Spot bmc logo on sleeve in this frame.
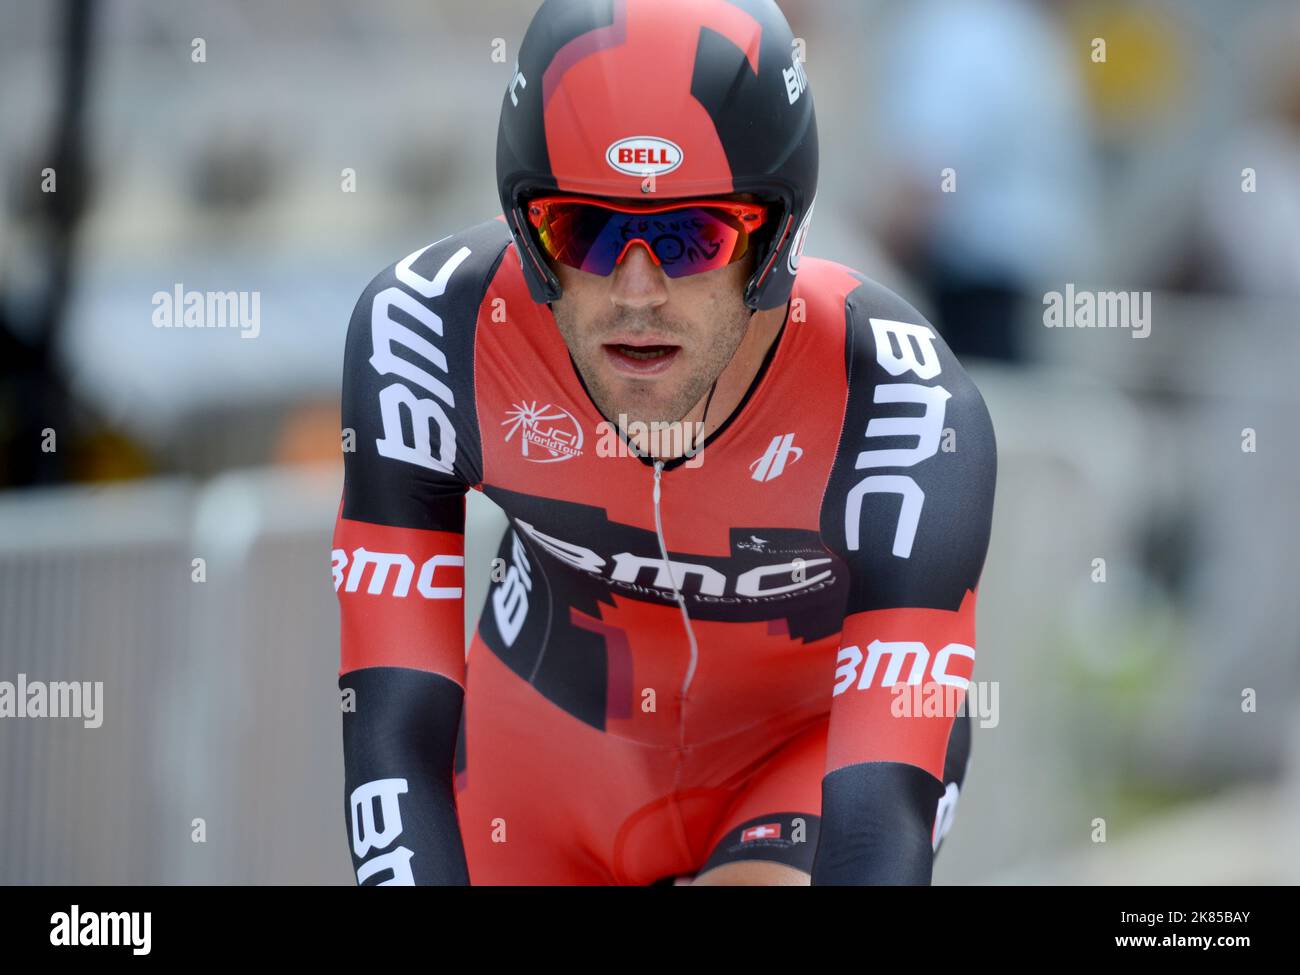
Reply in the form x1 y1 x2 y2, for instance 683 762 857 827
832 639 973 696
368 242 473 473
332 546 463 599
844 318 951 559
350 777 414 885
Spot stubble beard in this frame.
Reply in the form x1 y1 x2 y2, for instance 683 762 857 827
554 305 751 432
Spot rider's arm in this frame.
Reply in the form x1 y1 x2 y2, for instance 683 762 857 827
334 504 470 885
812 280 996 884
333 237 493 885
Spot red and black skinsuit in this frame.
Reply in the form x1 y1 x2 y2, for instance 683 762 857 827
334 217 996 884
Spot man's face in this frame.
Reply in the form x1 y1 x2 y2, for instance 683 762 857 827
544 195 761 429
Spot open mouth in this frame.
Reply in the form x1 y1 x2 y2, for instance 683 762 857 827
603 343 681 375
614 344 675 361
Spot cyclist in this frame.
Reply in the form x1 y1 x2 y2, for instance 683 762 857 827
334 0 996 885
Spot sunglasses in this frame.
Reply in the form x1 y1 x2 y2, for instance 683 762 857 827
524 194 771 280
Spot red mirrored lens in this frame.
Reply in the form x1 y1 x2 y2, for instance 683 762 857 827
527 197 768 279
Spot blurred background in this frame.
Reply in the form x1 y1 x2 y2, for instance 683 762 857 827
1 0 1297 884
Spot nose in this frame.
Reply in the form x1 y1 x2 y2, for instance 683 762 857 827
609 242 668 309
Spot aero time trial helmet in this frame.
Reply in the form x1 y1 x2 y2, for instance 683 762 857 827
497 0 818 312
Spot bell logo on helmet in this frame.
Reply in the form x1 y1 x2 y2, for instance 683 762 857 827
606 136 683 177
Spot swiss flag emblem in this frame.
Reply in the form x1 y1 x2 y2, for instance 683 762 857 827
740 823 782 843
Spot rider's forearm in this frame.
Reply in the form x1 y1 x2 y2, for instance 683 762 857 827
810 763 942 885
340 666 469 885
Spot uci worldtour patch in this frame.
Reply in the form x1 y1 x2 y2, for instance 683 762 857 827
502 400 584 462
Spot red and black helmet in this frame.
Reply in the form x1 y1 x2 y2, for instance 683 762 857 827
497 0 818 312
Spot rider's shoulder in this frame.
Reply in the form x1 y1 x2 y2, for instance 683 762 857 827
804 260 974 383
795 258 933 340
798 259 991 436
351 217 515 316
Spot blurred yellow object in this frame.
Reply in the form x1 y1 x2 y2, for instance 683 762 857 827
1065 0 1188 137
71 428 155 482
